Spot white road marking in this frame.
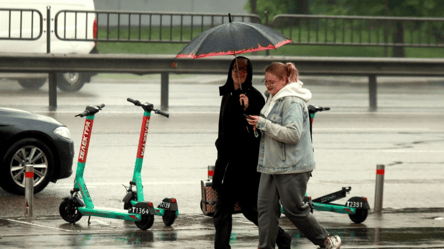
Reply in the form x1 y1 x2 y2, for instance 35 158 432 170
6 219 76 233
377 150 444 153
92 219 110 226
28 110 444 115
314 128 437 131
54 181 197 188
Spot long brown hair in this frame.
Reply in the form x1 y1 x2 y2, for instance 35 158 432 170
265 62 298 83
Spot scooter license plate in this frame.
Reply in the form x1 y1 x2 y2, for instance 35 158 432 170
131 207 150 215
159 201 171 209
345 201 364 208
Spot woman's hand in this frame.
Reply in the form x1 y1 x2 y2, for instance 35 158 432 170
246 115 259 127
239 94 249 110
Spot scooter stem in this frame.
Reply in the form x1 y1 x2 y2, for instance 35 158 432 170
75 115 95 209
77 115 95 176
132 110 151 202
136 111 151 160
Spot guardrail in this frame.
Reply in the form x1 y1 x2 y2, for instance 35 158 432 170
2 53 444 110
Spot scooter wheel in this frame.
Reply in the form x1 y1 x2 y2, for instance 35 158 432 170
135 214 154 230
59 199 82 223
162 210 177 226
349 208 368 224
123 192 137 211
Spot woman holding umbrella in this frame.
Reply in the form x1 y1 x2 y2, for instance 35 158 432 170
175 13 295 249
212 57 291 249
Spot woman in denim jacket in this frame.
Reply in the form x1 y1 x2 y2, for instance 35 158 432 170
212 57 290 249
247 62 341 249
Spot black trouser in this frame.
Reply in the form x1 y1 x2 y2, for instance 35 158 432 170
213 185 288 249
213 185 258 249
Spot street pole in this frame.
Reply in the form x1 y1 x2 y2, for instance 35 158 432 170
374 164 385 214
47 6 57 109
24 165 34 218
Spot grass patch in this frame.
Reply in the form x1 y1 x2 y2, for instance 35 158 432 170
96 26 444 58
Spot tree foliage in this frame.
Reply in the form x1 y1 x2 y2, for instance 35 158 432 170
245 0 444 18
245 0 444 57
244 0 309 21
310 0 444 17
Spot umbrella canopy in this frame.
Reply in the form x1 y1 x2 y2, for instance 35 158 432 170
176 15 292 59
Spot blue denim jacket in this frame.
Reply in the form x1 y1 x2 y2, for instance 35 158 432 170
256 96 315 174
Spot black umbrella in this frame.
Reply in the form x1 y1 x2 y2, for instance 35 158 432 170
176 14 292 92
176 14 292 59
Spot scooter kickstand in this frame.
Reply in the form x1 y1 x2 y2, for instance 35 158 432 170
88 216 91 225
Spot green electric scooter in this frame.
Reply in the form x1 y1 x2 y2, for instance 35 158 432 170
59 100 177 230
286 105 370 224
122 98 178 226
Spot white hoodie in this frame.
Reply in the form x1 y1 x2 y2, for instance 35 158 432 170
263 80 312 117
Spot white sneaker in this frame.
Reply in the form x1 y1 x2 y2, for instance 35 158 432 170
322 235 341 249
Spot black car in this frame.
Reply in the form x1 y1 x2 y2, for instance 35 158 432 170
0 108 74 195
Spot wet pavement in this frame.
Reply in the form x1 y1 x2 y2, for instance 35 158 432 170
1 74 444 248
2 210 444 248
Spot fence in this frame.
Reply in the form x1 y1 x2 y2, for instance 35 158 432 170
1 8 444 109
270 14 444 48
2 9 443 47
0 8 43 40
54 11 261 43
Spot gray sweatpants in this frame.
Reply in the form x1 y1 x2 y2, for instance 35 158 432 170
257 172 328 248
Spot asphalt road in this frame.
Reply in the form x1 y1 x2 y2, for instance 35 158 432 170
0 75 443 248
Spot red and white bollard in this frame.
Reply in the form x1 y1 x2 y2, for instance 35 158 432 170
208 166 214 180
374 164 385 214
25 165 34 218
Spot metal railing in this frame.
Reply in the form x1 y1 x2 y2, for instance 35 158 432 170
54 10 261 43
2 8 443 49
2 53 444 109
271 14 444 48
0 8 43 40
1 8 444 110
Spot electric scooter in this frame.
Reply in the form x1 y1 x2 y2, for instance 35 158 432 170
59 103 155 230
59 101 176 229
288 105 370 224
122 98 178 226
200 105 370 224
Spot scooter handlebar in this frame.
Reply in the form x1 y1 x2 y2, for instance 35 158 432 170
154 109 169 118
127 98 141 106
75 104 105 117
127 97 169 117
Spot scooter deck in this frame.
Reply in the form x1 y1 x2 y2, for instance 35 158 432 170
78 207 141 221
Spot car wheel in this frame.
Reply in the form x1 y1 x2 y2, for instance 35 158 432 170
0 138 54 195
57 73 85 92
17 79 46 90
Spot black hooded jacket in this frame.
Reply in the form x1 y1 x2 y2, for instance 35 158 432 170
212 56 265 191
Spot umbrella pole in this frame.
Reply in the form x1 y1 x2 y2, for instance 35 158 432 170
234 54 242 91
228 14 241 91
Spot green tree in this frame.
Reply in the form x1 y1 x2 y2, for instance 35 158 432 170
311 0 444 57
244 0 310 23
